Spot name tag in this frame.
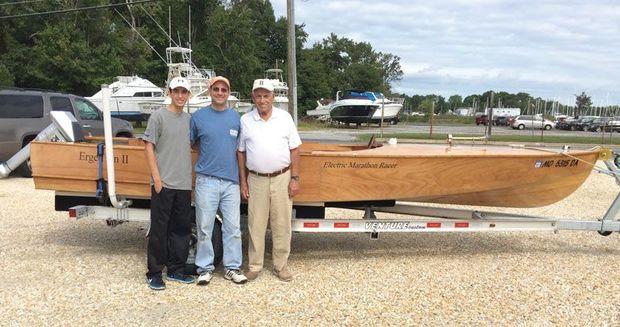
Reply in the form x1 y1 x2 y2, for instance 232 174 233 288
230 129 238 137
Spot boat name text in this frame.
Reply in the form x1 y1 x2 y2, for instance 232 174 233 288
323 161 398 169
534 159 579 168
79 152 129 164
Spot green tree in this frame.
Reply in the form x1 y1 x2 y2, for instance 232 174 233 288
575 91 592 117
448 95 463 111
0 63 14 86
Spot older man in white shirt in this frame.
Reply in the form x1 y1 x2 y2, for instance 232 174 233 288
237 79 301 282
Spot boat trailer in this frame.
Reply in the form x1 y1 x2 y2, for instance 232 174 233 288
66 157 620 238
1 100 619 238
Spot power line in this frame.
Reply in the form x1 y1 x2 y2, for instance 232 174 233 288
0 0 45 7
0 0 158 20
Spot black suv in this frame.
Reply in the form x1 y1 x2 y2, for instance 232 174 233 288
0 88 134 176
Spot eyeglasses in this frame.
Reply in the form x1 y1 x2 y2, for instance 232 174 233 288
212 87 229 93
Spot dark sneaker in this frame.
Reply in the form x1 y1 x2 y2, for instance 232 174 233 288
147 276 166 290
166 272 195 284
196 271 213 286
224 269 248 284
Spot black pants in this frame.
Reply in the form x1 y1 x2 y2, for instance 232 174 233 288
146 187 192 278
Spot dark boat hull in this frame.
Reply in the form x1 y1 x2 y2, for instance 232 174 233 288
330 104 377 124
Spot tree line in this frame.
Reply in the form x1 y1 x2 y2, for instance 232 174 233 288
0 0 598 116
0 0 402 115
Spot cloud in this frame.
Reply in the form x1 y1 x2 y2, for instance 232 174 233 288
271 0 620 104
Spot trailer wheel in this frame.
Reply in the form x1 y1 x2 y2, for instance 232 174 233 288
598 230 613 236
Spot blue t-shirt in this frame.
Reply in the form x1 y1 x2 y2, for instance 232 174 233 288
190 106 240 183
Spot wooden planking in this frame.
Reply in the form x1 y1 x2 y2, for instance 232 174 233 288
30 140 601 208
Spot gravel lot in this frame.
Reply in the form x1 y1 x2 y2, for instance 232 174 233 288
1 165 619 325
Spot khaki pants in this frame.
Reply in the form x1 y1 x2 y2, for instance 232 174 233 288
247 170 292 272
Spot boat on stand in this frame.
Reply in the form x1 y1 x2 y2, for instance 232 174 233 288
236 68 290 113
87 76 165 124
329 90 403 126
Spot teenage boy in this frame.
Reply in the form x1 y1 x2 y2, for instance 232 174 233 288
143 77 196 290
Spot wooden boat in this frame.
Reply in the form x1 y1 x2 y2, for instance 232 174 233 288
30 138 603 208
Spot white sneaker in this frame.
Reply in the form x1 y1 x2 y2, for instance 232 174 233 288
224 269 248 284
197 271 213 286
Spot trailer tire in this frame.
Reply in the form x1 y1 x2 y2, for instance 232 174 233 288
598 230 613 236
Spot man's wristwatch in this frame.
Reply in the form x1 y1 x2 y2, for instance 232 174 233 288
291 175 300 181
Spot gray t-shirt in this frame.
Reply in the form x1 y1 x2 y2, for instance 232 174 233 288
141 108 192 191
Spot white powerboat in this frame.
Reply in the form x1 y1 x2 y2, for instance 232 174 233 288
306 99 333 120
236 68 289 113
329 90 403 125
140 47 239 117
87 76 165 123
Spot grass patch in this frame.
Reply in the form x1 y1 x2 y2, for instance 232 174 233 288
297 118 332 131
358 132 620 145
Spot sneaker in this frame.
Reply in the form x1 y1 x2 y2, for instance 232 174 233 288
166 272 195 284
224 269 248 284
196 271 213 286
147 276 166 290
245 270 260 281
274 266 293 282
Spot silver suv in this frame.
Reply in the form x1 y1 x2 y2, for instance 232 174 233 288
0 88 134 176
511 115 555 130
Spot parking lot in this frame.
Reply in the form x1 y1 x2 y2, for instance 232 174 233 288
301 122 620 142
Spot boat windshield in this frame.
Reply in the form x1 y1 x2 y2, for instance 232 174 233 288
342 91 377 101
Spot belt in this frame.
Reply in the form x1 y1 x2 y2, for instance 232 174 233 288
248 166 290 177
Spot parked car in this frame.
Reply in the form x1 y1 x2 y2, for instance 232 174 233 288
510 115 555 130
0 88 134 177
572 116 599 131
493 116 511 126
475 114 489 125
585 117 611 132
556 117 576 130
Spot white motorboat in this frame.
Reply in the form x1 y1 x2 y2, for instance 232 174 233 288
329 90 403 125
140 47 239 117
236 68 289 113
306 99 333 120
87 76 165 123
265 68 289 111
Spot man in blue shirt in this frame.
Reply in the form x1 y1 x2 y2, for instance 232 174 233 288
190 76 247 285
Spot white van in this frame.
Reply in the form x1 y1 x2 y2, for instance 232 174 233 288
511 115 555 130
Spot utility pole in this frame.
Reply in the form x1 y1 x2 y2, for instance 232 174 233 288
429 100 434 139
286 0 298 125
485 92 494 140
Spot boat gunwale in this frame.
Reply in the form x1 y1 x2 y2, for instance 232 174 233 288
303 148 601 160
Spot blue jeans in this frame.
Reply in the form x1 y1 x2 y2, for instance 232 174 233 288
194 174 242 272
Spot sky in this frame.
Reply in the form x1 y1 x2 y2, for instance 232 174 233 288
271 0 620 105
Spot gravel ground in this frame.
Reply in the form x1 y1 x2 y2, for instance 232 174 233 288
1 164 619 325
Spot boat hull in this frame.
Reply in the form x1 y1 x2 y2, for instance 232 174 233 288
30 141 601 208
330 104 377 124
370 103 402 122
